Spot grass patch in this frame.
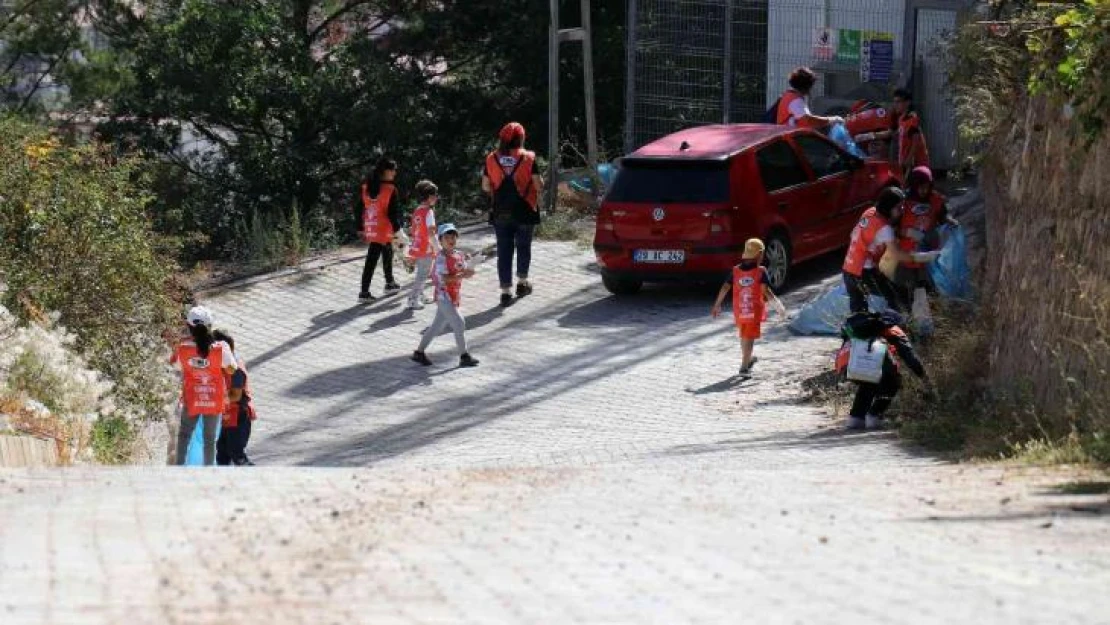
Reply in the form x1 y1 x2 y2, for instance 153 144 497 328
889 304 1110 466
90 415 137 465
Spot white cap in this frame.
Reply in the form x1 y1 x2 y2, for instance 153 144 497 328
186 305 214 328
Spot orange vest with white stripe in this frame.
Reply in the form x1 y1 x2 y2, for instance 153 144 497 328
731 265 767 325
434 249 468 306
361 183 395 244
221 358 255 427
898 192 945 269
176 341 228 417
898 113 930 172
776 90 807 126
842 207 890 277
485 150 538 210
408 204 435 259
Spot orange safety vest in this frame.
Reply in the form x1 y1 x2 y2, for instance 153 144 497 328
176 341 229 417
433 249 467 307
842 207 891 277
897 113 930 173
776 89 805 126
408 203 435 259
361 182 395 244
221 358 256 428
898 191 946 269
731 265 768 325
485 149 539 210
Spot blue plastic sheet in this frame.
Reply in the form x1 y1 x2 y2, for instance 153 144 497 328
184 415 221 466
928 225 973 300
828 122 866 159
788 283 889 336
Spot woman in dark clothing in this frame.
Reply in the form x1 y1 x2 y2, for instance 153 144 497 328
356 157 403 301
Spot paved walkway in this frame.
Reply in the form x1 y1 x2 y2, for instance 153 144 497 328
1 238 1108 624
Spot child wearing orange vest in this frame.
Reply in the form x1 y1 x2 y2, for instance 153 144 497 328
212 330 256 466
711 239 787 376
171 306 238 466
356 157 403 301
412 224 480 368
405 180 441 311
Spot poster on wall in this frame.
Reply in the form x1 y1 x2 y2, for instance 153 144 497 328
812 27 836 61
860 31 895 82
836 29 861 64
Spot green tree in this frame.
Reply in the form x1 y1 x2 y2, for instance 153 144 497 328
0 118 179 427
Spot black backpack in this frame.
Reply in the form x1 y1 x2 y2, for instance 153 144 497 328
761 97 781 124
491 155 539 225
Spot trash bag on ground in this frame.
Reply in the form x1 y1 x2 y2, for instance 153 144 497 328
788 283 888 336
928 225 973 300
828 122 866 159
185 414 221 466
567 163 617 195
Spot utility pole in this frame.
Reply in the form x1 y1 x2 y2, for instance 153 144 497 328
548 0 559 214
549 0 599 213
722 0 733 123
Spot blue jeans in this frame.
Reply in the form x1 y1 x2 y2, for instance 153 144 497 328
494 223 534 288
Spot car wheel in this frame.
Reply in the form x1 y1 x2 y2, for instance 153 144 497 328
763 233 792 293
602 273 643 296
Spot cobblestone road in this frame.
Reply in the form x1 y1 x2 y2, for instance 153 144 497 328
2 235 1108 624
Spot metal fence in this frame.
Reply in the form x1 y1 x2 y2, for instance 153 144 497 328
626 0 964 168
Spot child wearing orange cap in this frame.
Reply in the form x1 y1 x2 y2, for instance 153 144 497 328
711 238 787 376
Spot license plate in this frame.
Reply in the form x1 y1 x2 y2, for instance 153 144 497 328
634 249 685 264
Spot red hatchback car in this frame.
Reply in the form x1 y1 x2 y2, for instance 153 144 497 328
593 124 899 294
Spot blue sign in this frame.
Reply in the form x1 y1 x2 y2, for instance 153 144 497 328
861 39 894 83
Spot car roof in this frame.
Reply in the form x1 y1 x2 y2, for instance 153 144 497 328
629 124 797 161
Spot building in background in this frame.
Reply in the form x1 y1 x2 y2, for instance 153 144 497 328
626 0 972 171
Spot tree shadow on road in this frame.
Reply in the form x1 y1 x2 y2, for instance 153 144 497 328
657 427 939 460
250 298 404 369
267 290 725 466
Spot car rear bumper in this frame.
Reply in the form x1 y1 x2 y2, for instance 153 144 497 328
594 242 741 282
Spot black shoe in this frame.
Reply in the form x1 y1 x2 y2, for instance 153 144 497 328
358 291 374 302
384 282 401 294
411 350 433 366
515 282 533 297
739 357 759 375
459 353 480 367
500 293 513 307
233 457 254 466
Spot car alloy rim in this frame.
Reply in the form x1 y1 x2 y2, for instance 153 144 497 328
766 240 788 287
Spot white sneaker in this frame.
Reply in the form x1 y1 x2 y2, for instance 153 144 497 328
846 416 865 430
865 414 883 429
406 300 425 311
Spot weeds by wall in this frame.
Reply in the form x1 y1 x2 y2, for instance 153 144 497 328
940 0 1110 460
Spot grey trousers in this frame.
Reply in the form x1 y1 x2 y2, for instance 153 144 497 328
408 256 433 305
176 406 220 466
418 297 468 355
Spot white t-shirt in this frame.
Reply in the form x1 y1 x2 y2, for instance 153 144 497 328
863 226 896 269
787 97 811 127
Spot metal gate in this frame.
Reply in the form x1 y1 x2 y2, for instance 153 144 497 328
626 0 928 155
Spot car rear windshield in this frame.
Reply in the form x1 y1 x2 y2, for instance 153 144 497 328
605 160 729 204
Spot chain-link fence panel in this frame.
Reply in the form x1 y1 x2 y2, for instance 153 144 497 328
628 0 912 153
